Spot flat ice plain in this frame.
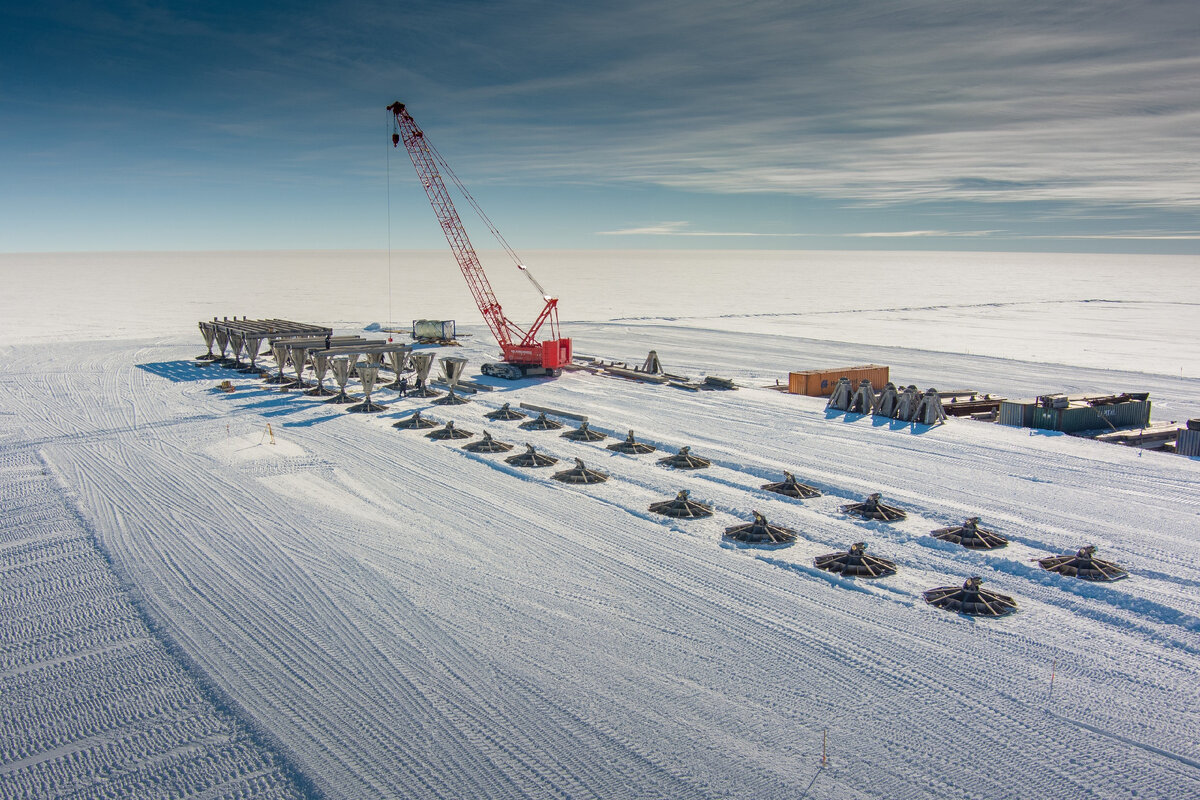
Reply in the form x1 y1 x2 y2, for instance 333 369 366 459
1 249 1198 800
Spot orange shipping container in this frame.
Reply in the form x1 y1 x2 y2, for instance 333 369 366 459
788 365 890 396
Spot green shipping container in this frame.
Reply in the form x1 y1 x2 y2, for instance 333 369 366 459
998 399 1037 428
1031 400 1151 433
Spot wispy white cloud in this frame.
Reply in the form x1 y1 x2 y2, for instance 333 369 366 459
598 223 1008 238
1027 232 1200 240
6 0 1199 250
845 230 1002 238
597 221 812 237
437 1 1200 215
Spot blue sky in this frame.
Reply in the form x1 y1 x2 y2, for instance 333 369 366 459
2 0 1198 253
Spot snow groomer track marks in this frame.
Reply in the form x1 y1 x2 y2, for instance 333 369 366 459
1 329 1199 800
0 430 302 800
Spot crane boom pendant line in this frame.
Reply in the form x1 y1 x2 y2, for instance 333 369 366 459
387 101 571 376
385 116 393 330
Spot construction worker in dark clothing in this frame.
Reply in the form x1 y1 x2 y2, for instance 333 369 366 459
324 333 331 350
398 377 408 397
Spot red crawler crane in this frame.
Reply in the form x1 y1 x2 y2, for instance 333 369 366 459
388 101 571 379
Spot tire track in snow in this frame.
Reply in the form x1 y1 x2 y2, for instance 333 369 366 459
327 423 1183 799
5 337 1199 800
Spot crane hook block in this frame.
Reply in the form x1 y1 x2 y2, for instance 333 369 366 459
392 133 400 147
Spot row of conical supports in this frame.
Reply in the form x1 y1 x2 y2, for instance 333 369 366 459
197 318 330 368
277 368 1127 615
401 405 1129 615
393 418 612 483
338 372 1134 599
257 345 477 412
827 379 947 425
481 409 716 470
643 499 1013 616
642 485 1127 617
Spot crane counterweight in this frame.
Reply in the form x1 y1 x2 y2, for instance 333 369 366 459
388 101 571 378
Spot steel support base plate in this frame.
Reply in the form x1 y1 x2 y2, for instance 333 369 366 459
346 401 388 413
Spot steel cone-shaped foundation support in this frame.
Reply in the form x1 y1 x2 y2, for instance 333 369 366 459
212 327 231 365
197 321 217 360
462 431 514 453
658 445 711 470
286 344 310 387
552 458 609 484
385 347 412 389
408 351 441 397
814 542 897 578
432 388 469 405
439 356 468 384
931 517 1008 550
607 430 656 454
264 343 292 384
238 335 266 373
306 352 335 396
485 402 526 421
347 366 387 413
426 420 473 440
324 357 357 404
226 331 246 369
1037 545 1128 581
924 576 1017 617
841 493 907 522
520 412 563 431
505 443 558 468
393 411 438 430
562 421 607 442
723 511 797 545
648 490 713 519
761 471 822 499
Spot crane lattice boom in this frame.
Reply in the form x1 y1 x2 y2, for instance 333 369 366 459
388 101 570 374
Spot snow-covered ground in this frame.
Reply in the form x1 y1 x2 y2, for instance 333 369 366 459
3 249 1198 375
1 250 1198 799
0 414 303 799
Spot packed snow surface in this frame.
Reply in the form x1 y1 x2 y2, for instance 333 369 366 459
1 249 1198 799
0 416 303 799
